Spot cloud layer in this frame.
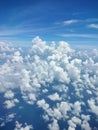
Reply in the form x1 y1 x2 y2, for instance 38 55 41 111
0 37 98 130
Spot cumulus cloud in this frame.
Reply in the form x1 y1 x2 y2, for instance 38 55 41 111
37 99 49 111
4 90 14 99
48 119 60 130
81 121 91 130
48 93 61 101
57 101 71 119
72 101 81 115
4 98 19 109
6 113 16 122
12 51 23 63
0 36 98 130
88 99 98 116
14 121 33 130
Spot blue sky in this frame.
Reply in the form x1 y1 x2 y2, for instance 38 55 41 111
0 0 98 47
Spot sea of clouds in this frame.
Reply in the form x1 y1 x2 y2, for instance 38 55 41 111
0 36 98 130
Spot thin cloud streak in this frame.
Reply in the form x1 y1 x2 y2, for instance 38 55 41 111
63 20 79 25
56 18 98 26
59 34 98 38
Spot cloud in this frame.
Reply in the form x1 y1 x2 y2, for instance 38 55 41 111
37 99 49 111
48 119 60 130
81 121 91 130
68 126 75 130
88 24 98 29
6 113 16 122
12 51 23 63
88 99 98 116
57 101 71 118
4 90 14 99
63 20 78 25
59 34 98 38
48 93 61 101
14 121 33 130
4 99 19 109
0 36 98 129
72 101 81 116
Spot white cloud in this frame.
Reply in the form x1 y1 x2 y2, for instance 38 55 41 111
6 113 16 122
88 24 98 29
63 20 78 25
25 93 36 105
12 51 23 63
42 89 48 93
4 90 14 99
4 98 19 109
72 101 81 115
81 114 90 121
37 99 49 111
48 119 60 130
68 120 76 128
48 93 61 101
53 108 62 120
81 121 91 130
57 101 71 118
42 114 50 122
71 116 81 125
88 99 98 116
0 36 98 129
68 126 75 130
14 121 33 130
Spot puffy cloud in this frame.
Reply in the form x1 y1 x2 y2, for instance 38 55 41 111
68 116 81 130
0 37 98 130
0 42 15 52
72 101 81 115
14 121 33 130
88 99 98 116
68 119 76 129
6 113 16 122
12 51 23 63
68 126 75 130
48 119 60 130
48 93 61 101
42 89 48 93
81 121 91 130
52 108 62 120
37 99 49 111
4 90 14 99
4 98 19 109
31 36 48 56
81 114 90 121
71 116 81 125
0 47 24 93
57 101 71 118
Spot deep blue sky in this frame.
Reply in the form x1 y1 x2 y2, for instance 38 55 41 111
0 0 98 47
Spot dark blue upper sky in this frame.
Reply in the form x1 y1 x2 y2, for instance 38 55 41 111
0 0 98 47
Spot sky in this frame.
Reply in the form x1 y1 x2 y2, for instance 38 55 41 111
0 0 98 47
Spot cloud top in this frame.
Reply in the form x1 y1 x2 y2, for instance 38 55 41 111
0 36 98 130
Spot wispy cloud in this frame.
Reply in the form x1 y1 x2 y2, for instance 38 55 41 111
56 18 98 26
85 18 98 22
59 34 98 38
63 20 78 25
88 24 98 29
